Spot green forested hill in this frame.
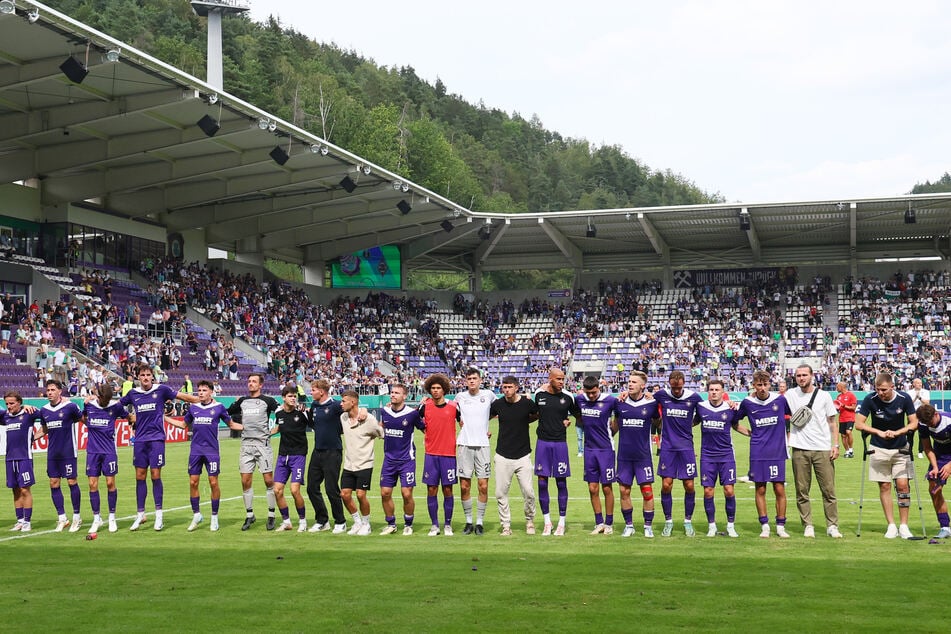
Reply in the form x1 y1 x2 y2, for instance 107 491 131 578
47 0 723 215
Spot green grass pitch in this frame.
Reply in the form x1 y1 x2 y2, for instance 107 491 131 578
1 429 945 632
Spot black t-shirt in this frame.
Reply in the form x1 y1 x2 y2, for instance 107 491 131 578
534 389 580 443
491 396 539 460
274 408 310 456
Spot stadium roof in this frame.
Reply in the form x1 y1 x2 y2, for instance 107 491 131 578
2 2 950 275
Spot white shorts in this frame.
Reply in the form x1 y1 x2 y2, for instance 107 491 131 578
239 440 274 475
456 445 491 479
868 447 912 482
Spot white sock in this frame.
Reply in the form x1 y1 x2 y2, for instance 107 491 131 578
108 513 115 520
557 516 566 527
156 510 163 521
266 487 276 515
352 512 361 524
462 499 473 523
243 488 254 514
361 514 370 525
476 501 487 524
73 513 81 521
543 513 552 525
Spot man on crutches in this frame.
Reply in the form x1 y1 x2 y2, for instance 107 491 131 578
853 372 919 539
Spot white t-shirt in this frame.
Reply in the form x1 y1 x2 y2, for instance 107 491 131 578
454 389 494 447
786 386 838 451
907 388 930 408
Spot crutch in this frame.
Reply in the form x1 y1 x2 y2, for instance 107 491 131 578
898 443 927 540
856 432 871 537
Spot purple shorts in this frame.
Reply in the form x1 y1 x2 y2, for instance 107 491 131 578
6 460 35 488
188 453 222 477
133 440 166 470
46 457 78 480
700 458 737 487
583 449 616 484
86 453 119 477
534 439 571 478
927 456 951 487
274 454 305 484
422 454 457 486
749 459 786 483
380 457 417 488
658 449 698 480
616 457 655 486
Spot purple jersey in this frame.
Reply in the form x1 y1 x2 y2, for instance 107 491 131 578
919 411 951 460
654 389 704 452
380 405 425 461
39 400 83 460
575 393 618 452
184 401 231 455
1 409 40 461
120 384 178 443
738 393 791 462
83 401 126 455
696 401 740 460
615 397 660 461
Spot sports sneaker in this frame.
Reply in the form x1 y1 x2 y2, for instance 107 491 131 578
525 521 536 535
474 524 484 536
89 517 103 535
187 513 204 532
463 523 474 535
554 524 566 536
501 525 513 536
726 523 739 538
108 517 118 533
898 524 914 539
684 521 695 537
661 520 674 537
309 522 331 533
427 525 440 537
266 516 276 531
707 523 718 538
68 516 83 533
845 449 854 458
577 452 583 458
154 512 164 532
357 523 371 536
54 517 70 532
776 525 790 539
443 524 454 537
379 524 398 535
347 521 362 535
332 523 347 534
759 524 770 538
803 525 815 538
275 520 292 532
210 516 220 532
241 515 256 531
298 519 308 533
542 523 553 536
827 525 843 539
402 526 414 536
643 525 654 538
590 523 606 535
935 526 951 539
884 524 899 538
129 513 146 531
603 525 614 535
918 452 924 459
20 522 31 532
8 520 23 532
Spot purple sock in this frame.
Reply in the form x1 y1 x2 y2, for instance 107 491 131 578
759 515 769 525
538 478 550 515
404 514 414 527
211 498 220 515
776 516 786 526
427 495 439 525
24 508 32 522
108 490 117 513
296 505 306 520
725 496 736 522
661 491 673 520
443 495 454 524
644 510 655 526
622 507 633 525
385 515 396 526
556 478 568 517
190 496 200 513
51 487 65 515
69 483 81 514
90 491 101 515
15 507 23 521
152 479 163 510
684 491 696 520
280 506 290 520
595 512 604 525
704 496 716 523
938 511 949 527
605 514 614 527
136 480 147 512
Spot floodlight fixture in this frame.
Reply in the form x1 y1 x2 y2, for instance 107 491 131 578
257 118 269 130
0 1 15 16
105 48 120 63
28 8 40 22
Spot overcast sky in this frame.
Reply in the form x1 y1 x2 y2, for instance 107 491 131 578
248 1 949 204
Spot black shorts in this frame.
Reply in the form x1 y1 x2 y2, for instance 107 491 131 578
340 468 373 491
839 422 854 434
